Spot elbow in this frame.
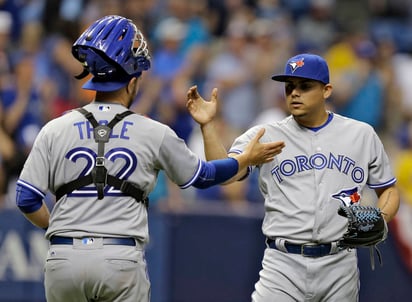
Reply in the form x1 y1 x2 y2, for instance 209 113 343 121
377 185 400 222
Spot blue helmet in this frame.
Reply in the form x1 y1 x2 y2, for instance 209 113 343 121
72 15 151 91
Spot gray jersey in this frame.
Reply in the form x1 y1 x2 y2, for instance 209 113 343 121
230 113 396 243
18 102 202 243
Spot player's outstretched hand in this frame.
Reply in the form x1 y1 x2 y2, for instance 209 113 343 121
186 85 217 126
241 128 285 166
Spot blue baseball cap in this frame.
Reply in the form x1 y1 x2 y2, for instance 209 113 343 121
271 53 329 84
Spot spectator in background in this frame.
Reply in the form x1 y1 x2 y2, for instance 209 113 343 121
248 17 291 116
392 119 412 273
294 0 337 53
394 121 412 199
134 0 211 143
0 54 45 205
330 38 386 131
333 0 370 34
164 0 210 57
0 11 13 78
2 55 43 155
391 50 412 148
203 17 258 132
0 10 17 207
122 0 159 36
41 0 83 39
372 33 403 136
132 17 193 141
0 1 21 43
0 102 15 207
80 0 156 33
255 0 288 20
34 33 84 119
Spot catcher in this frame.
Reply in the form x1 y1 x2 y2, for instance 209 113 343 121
14 15 285 302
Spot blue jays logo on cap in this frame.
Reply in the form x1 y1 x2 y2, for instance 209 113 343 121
289 58 305 73
271 53 330 84
332 187 361 207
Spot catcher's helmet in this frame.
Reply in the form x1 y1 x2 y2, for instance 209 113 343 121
72 15 151 91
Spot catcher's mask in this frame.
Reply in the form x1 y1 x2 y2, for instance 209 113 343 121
72 15 151 92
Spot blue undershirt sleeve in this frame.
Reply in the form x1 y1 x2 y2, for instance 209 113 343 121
16 183 44 213
192 157 239 189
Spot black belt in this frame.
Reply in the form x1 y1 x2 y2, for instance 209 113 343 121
50 236 136 246
267 239 334 257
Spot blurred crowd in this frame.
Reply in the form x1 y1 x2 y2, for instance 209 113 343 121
1 0 412 211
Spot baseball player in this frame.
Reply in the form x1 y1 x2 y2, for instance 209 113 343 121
186 53 400 301
14 15 284 302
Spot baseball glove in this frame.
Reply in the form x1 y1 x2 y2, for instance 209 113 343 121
338 205 387 248
338 205 388 270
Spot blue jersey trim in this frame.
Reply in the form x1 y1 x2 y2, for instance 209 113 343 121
305 112 333 132
191 158 239 189
180 159 203 189
16 183 44 213
16 179 46 198
238 166 252 181
367 177 397 189
228 149 242 155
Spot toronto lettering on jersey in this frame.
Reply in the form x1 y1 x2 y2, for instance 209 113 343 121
271 152 364 183
73 120 134 140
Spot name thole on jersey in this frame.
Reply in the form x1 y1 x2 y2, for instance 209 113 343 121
271 152 364 183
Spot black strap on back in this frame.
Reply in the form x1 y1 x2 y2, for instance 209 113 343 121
55 107 148 207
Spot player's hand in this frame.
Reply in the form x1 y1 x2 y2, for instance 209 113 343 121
186 85 217 126
241 128 285 166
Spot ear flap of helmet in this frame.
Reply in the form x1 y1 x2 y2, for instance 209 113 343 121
73 47 129 82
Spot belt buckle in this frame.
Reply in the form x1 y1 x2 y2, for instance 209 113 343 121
301 242 318 257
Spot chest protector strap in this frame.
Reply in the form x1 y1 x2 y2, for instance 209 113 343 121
55 107 148 207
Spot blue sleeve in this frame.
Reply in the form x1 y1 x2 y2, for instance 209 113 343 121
16 183 44 213
192 158 239 189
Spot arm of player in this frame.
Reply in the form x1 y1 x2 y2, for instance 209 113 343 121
16 183 50 229
23 203 50 229
186 85 285 182
192 131 283 189
186 86 227 160
231 127 283 169
375 184 400 222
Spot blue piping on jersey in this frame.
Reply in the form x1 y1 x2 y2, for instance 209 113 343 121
16 179 46 198
16 183 44 213
180 158 240 189
180 159 203 189
368 177 397 189
191 158 239 189
304 112 334 132
228 149 242 155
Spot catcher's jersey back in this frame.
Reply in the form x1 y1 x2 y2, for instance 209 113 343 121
18 102 201 243
230 113 396 243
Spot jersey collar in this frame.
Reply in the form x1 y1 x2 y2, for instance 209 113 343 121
304 112 334 132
